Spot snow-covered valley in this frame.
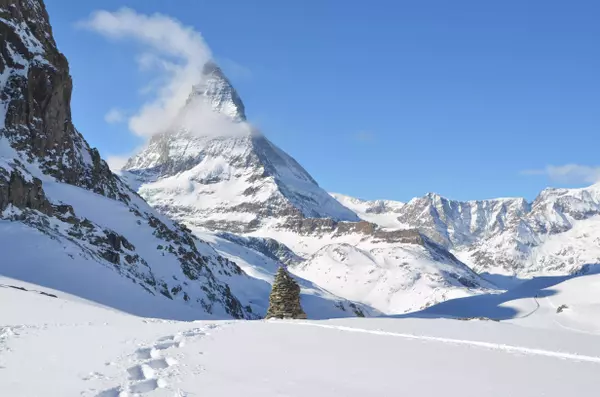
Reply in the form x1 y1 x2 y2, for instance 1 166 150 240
2 0 600 395
3 272 600 396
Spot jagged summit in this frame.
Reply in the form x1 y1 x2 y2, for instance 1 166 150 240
123 61 359 230
187 61 247 121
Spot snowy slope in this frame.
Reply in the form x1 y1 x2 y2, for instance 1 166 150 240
337 185 600 277
293 242 493 314
196 231 373 318
3 275 600 396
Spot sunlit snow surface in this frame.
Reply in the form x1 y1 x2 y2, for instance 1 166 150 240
2 274 600 396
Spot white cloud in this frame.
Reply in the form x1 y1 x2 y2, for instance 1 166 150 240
522 164 600 184
80 8 213 137
104 108 125 124
105 155 130 173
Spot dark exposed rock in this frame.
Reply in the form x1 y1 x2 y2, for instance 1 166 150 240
281 217 427 246
104 230 134 252
0 0 129 204
100 249 120 265
266 267 307 319
0 169 52 215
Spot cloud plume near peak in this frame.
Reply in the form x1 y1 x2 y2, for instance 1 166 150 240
80 8 218 137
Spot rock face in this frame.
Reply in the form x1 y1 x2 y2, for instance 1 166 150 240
0 169 52 215
266 267 307 319
0 0 127 203
395 193 530 248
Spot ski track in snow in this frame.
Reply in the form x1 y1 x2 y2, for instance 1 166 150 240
89 325 217 397
279 321 600 364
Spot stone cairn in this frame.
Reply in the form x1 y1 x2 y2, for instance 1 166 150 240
266 267 307 319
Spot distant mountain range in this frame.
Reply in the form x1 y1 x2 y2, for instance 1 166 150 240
334 184 600 278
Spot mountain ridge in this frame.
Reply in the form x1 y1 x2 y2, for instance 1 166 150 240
333 183 600 277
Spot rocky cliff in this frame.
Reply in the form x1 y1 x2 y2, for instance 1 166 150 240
0 0 260 319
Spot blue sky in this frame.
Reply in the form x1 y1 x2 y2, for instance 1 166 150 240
45 0 600 202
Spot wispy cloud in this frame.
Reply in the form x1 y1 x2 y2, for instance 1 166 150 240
104 108 126 124
353 131 376 142
79 8 213 137
521 164 600 184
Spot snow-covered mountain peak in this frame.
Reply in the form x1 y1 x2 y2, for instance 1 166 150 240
123 60 359 230
186 61 246 122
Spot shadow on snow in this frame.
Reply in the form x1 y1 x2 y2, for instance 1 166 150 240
388 264 600 321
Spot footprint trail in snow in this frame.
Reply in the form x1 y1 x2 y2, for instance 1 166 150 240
91 326 213 396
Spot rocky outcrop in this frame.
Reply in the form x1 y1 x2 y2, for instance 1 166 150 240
0 0 129 203
266 267 307 319
281 217 427 245
0 169 52 215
